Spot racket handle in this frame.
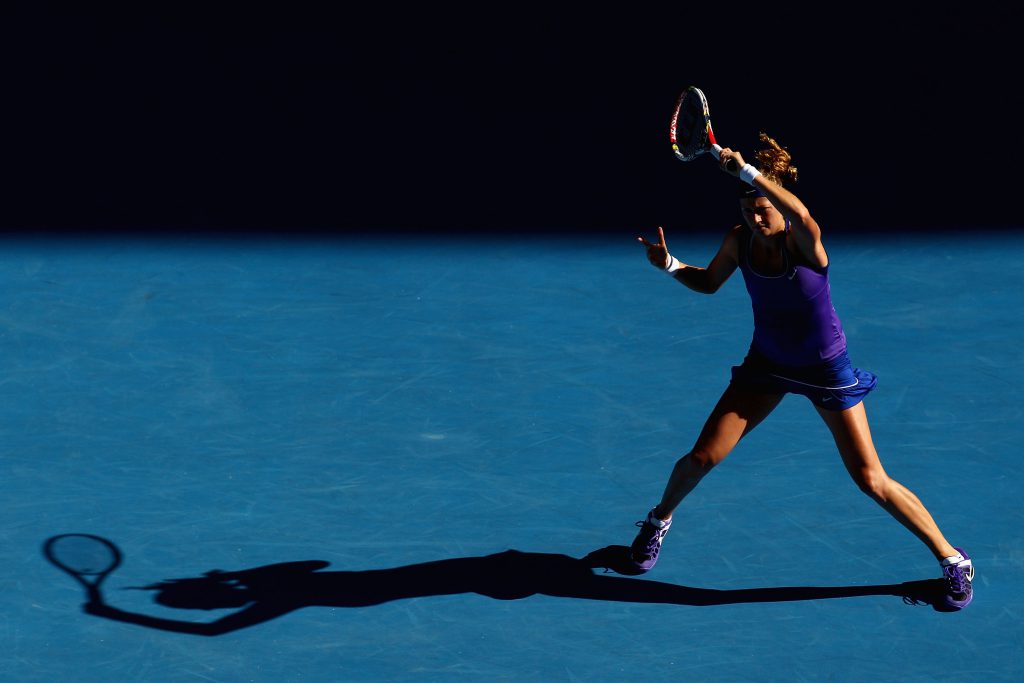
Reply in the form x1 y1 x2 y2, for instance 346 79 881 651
710 144 738 172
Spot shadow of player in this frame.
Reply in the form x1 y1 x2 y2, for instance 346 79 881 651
66 543 950 636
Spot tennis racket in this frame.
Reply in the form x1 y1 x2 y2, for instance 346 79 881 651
669 86 736 172
43 533 123 602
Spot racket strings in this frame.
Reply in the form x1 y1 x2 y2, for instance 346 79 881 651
674 93 710 159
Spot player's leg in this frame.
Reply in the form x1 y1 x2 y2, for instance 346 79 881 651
816 401 974 608
655 384 784 519
628 384 784 571
816 401 954 557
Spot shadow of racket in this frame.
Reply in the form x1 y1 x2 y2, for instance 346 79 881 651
43 533 123 603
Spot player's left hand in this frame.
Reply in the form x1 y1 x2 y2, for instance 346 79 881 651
637 226 672 270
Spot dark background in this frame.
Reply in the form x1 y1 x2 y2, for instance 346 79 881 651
3 5 1021 236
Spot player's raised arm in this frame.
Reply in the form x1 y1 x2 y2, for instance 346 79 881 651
718 141 827 269
637 226 738 294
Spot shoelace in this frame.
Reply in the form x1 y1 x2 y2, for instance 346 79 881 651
943 563 968 595
634 521 667 556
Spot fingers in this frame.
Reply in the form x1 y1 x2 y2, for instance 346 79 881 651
638 227 669 249
718 147 733 170
718 148 744 175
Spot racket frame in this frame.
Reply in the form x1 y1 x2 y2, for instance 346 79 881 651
43 533 123 592
669 85 725 163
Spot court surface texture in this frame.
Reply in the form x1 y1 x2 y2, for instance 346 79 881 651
4 231 1022 682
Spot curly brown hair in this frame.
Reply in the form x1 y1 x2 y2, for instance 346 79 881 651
753 132 798 186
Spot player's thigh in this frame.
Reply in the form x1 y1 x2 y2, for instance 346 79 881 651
692 384 784 464
815 401 885 484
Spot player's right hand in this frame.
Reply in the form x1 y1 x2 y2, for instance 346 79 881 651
718 147 744 177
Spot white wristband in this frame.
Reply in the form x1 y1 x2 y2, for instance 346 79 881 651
664 254 682 273
739 163 761 186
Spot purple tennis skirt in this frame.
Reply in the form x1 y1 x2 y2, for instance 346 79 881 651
730 346 877 411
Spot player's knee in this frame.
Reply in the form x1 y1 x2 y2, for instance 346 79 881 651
687 448 723 474
854 468 891 502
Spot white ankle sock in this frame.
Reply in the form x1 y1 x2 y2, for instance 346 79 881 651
941 552 966 566
648 512 671 529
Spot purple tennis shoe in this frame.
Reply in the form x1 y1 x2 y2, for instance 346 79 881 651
941 547 974 610
628 509 672 573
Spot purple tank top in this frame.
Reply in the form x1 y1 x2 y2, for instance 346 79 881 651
737 227 847 366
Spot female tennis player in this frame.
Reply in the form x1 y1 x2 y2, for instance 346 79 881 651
630 134 974 610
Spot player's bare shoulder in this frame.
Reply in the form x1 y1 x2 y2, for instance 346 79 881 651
719 224 743 264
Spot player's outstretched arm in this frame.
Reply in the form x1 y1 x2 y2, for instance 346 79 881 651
84 592 292 636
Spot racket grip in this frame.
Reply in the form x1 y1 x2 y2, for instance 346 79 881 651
710 144 738 172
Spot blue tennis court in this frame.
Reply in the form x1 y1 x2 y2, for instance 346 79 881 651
3 231 1022 681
